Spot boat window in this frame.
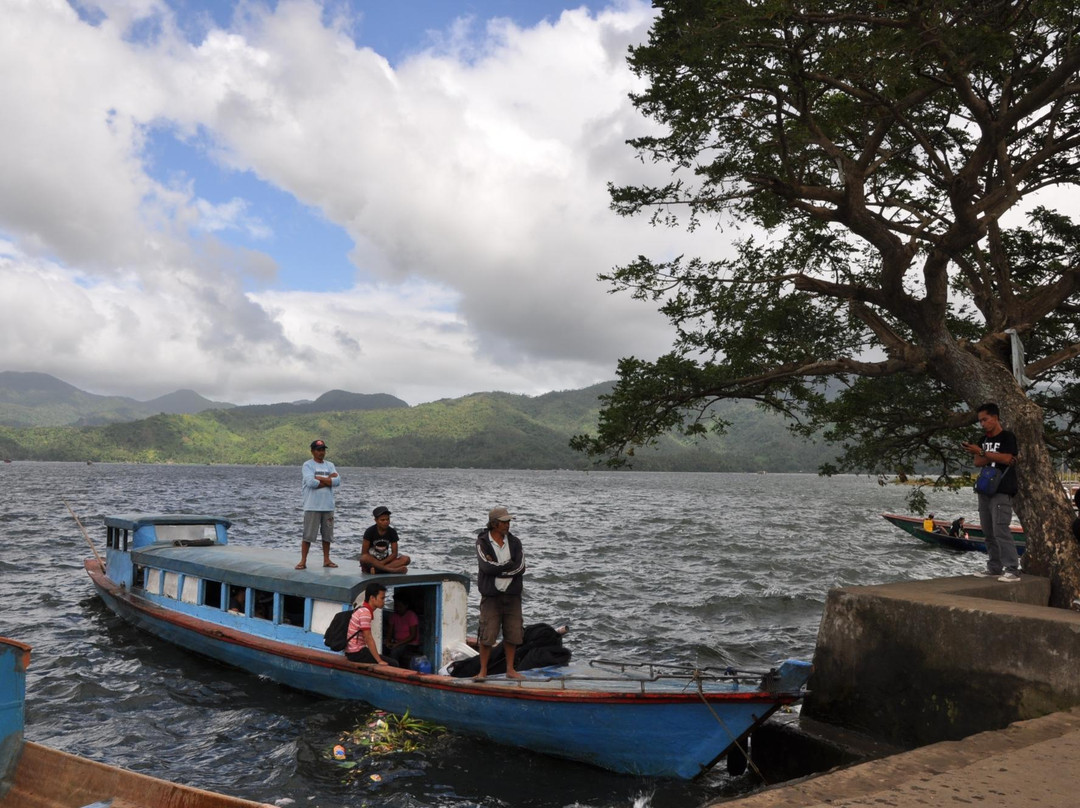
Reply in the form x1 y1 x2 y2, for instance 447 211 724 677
143 568 161 595
106 525 130 551
228 585 248 615
180 575 199 604
203 580 224 609
134 565 146 589
252 588 274 621
163 572 180 599
281 594 305 627
310 600 342 635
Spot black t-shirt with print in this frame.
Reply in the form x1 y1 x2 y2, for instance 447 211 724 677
979 430 1019 496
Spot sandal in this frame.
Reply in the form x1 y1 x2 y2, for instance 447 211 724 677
295 562 306 570
324 561 338 568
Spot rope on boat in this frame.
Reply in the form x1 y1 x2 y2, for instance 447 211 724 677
691 669 769 784
64 499 105 571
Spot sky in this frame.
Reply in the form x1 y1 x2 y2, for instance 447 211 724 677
0 0 734 406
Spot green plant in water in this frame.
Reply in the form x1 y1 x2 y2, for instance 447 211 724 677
330 709 446 770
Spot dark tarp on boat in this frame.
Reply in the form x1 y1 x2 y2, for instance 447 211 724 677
449 623 570 677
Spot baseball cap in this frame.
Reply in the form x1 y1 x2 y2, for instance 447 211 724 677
488 506 513 523
372 506 391 518
310 439 327 451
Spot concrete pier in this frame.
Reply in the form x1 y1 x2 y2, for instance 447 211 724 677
710 574 1080 807
718 706 1080 807
803 574 1080 748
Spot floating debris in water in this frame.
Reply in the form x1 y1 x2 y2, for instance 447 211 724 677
327 709 446 783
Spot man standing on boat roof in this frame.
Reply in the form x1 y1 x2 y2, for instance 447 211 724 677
297 439 340 570
475 506 526 680
962 403 1020 582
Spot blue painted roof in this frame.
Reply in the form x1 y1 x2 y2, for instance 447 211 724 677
105 514 232 530
131 543 469 602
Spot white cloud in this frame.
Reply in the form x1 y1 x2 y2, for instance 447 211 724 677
193 197 271 239
0 0 720 404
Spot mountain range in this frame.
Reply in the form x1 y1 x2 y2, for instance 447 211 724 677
0 371 407 427
0 372 836 471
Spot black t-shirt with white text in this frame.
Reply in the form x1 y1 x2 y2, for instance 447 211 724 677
363 525 399 560
979 430 1019 496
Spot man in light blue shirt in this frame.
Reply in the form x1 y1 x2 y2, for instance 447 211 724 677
297 439 341 569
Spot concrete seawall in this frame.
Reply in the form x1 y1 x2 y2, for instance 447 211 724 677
803 574 1080 748
710 574 1080 806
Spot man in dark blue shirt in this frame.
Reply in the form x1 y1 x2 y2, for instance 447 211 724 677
962 403 1020 582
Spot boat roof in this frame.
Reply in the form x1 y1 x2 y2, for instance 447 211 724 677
130 543 470 603
105 514 233 530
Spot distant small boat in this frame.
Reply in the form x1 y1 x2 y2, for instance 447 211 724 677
0 637 266 808
881 513 1026 555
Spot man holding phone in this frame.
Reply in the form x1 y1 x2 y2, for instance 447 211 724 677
961 402 1020 582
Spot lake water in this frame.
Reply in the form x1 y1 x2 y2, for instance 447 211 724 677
0 462 981 807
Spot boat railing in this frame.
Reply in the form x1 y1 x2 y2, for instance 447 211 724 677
589 657 784 689
445 658 782 693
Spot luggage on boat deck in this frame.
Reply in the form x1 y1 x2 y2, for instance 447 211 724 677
449 623 570 678
323 608 359 652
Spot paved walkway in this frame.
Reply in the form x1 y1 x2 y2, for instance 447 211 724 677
712 707 1080 808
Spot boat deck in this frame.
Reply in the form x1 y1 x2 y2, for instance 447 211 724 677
441 659 806 698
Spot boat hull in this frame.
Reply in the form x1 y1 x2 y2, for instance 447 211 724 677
87 560 802 779
880 513 1026 555
0 637 264 808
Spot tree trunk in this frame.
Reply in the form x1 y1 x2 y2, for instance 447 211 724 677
1005 394 1080 607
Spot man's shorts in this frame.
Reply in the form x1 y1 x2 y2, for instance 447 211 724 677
477 592 524 646
303 511 334 543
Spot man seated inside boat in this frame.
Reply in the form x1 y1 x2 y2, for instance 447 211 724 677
947 517 965 537
359 506 410 574
228 586 246 614
345 582 400 667
385 597 421 669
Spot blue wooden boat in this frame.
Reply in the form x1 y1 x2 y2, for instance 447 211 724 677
0 636 265 807
881 513 1026 555
84 513 811 779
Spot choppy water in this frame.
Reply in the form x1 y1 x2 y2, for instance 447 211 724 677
0 463 982 807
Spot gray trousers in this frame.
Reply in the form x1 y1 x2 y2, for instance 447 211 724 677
977 492 1019 573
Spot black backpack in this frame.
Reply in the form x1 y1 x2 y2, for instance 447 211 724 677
323 608 361 652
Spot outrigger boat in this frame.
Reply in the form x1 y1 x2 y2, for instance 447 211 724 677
881 513 1026 556
83 513 811 779
0 636 267 808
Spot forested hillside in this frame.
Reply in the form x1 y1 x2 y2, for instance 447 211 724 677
0 371 233 426
0 382 837 471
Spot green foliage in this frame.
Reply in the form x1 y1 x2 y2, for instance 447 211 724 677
577 0 1080 491
0 384 836 472
330 710 446 784
338 710 445 757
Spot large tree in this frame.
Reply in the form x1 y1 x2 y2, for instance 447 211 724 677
572 0 1080 604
